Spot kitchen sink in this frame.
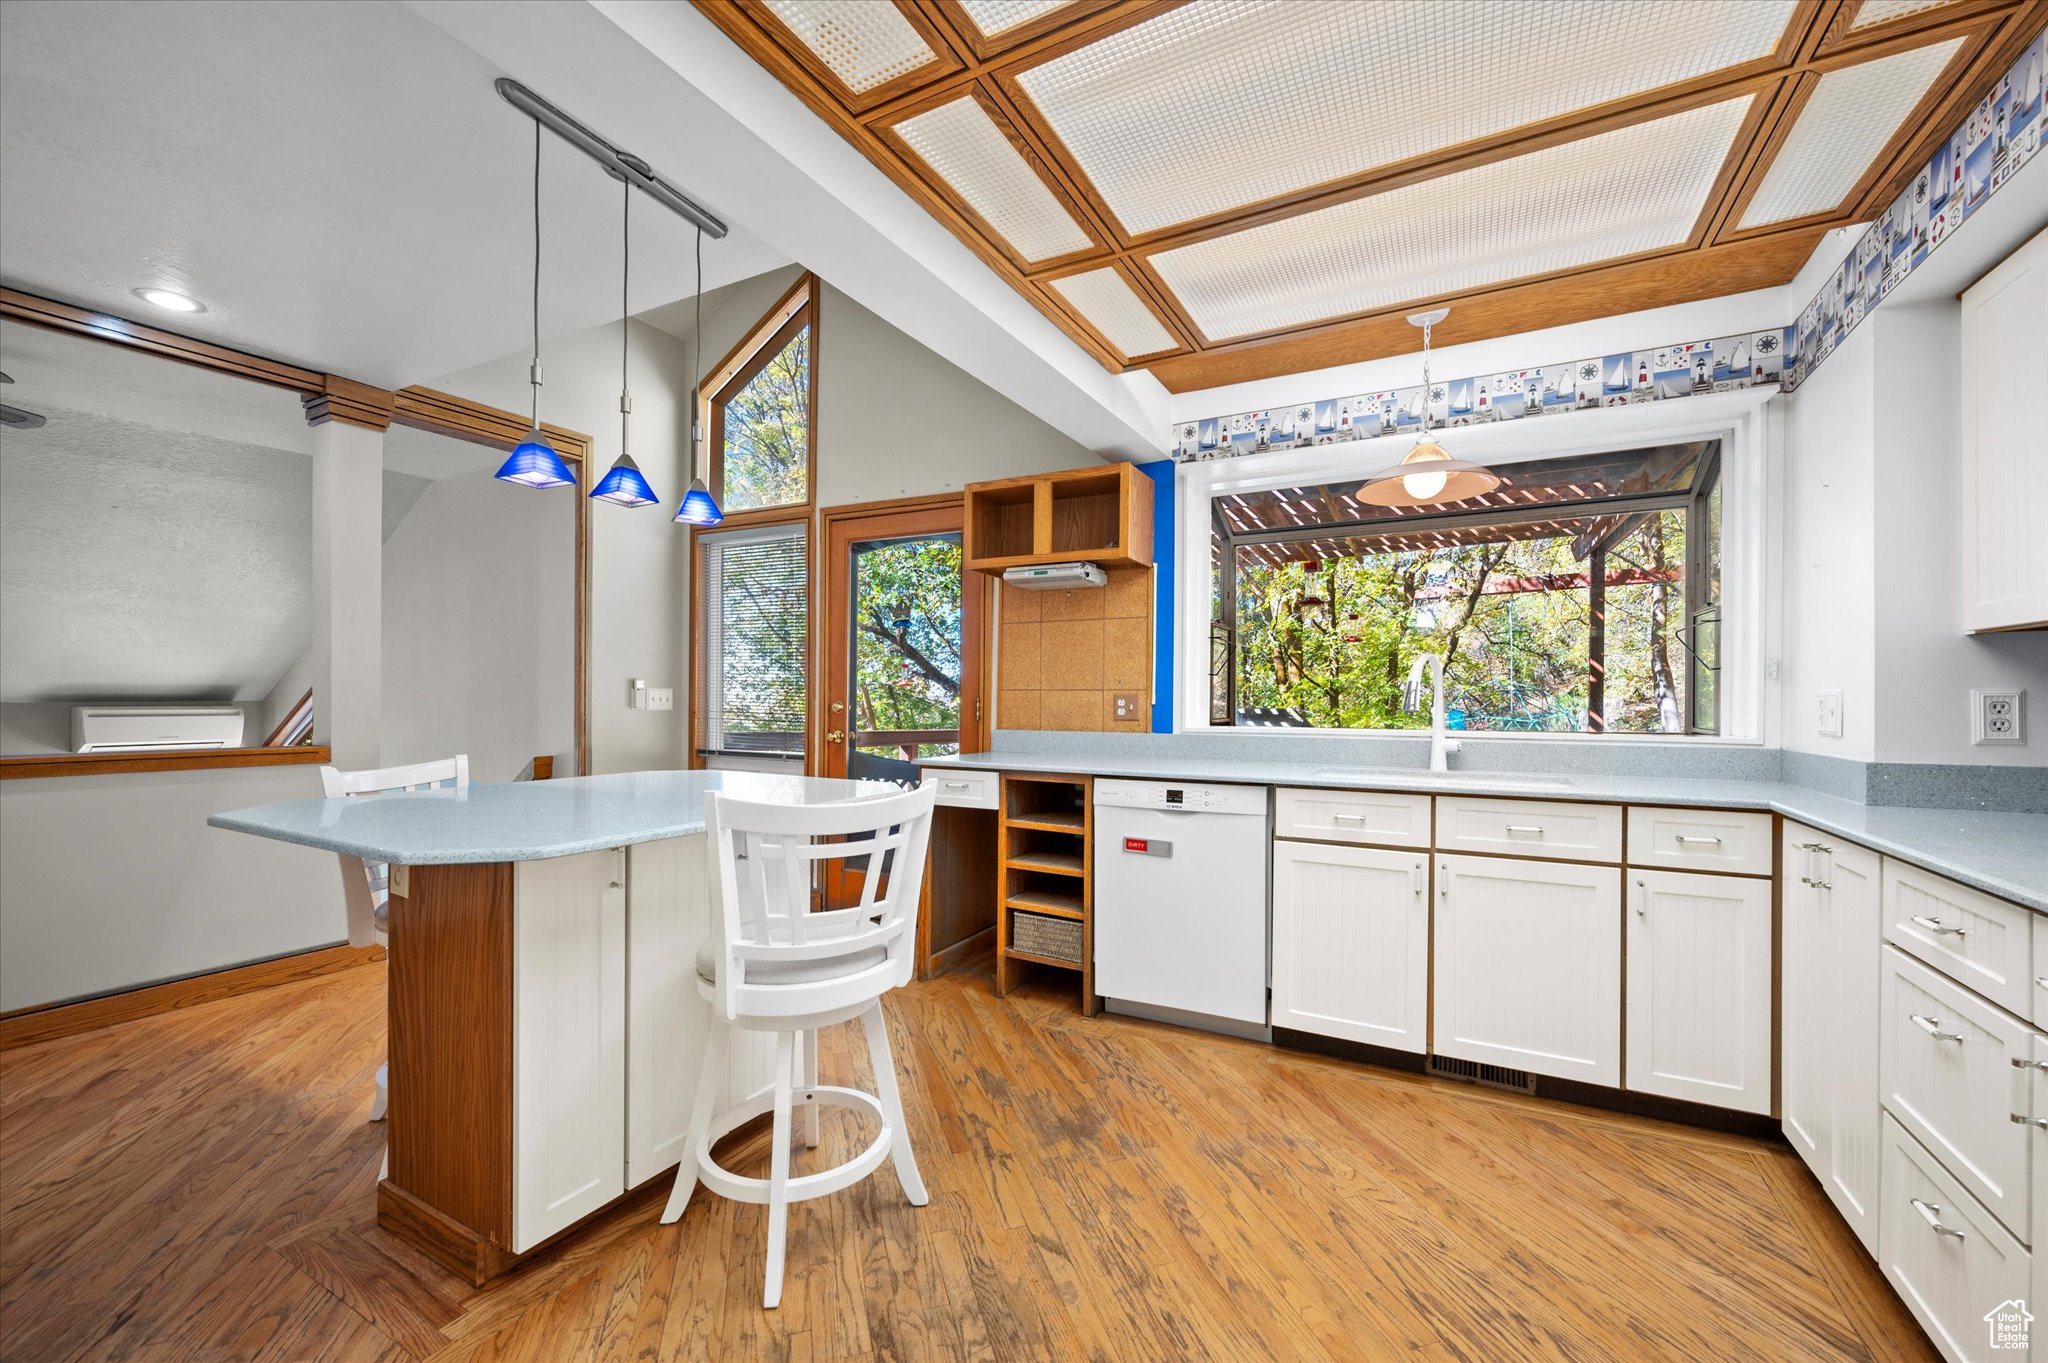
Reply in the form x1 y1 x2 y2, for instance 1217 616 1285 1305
1309 768 1575 790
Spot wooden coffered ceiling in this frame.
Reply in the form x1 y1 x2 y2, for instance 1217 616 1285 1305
700 0 2047 392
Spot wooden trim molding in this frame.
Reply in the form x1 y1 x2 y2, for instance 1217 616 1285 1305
0 287 324 392
302 374 397 430
393 386 594 777
0 745 333 781
0 942 382 1051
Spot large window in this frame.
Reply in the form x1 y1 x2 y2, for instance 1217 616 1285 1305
709 277 812 516
1211 443 1721 736
696 523 808 761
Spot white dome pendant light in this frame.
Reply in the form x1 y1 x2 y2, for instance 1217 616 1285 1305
1355 308 1502 508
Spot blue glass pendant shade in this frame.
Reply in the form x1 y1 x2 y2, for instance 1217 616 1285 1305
674 477 724 527
590 453 658 506
495 432 576 489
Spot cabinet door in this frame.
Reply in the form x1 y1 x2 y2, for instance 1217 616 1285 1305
2032 1034 2048 1351
1879 1114 2031 1362
625 835 777 1190
1824 839 1884 1253
1961 225 2047 632
1271 841 1428 1051
1780 827 1829 1167
513 849 627 1252
1625 869 1773 1114
1434 855 1620 1086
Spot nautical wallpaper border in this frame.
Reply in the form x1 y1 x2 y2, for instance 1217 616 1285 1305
1172 25 2046 463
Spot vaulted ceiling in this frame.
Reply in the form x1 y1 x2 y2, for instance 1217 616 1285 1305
700 0 2047 392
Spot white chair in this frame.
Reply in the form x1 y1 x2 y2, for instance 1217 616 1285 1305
320 756 469 1130
662 783 937 1309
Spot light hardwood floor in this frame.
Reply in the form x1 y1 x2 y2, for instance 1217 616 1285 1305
0 956 1933 1362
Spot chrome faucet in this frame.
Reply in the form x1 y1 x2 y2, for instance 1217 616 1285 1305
1402 653 1462 773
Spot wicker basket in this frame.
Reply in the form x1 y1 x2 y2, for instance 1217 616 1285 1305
1011 910 1083 963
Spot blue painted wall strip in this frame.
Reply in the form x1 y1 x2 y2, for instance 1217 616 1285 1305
1138 459 1176 733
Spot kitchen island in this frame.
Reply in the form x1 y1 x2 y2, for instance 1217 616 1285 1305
211 769 888 1283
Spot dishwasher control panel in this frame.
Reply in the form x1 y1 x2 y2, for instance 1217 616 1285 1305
1093 779 1267 816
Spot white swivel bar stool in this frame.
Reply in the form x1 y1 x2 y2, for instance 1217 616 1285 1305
662 783 938 1308
320 755 469 1154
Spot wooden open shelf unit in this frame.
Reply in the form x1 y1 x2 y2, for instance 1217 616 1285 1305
964 464 1153 573
996 772 1099 1015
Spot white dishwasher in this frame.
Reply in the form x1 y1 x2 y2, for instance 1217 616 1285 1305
1092 779 1272 1035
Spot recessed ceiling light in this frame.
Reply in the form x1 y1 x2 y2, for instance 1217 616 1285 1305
133 287 206 314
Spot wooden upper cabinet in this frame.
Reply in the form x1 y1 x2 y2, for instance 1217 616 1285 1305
964 465 1153 573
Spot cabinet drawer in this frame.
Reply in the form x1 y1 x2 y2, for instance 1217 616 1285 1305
1879 1114 2030 1361
1885 859 2033 1017
1274 787 1430 849
1626 806 1773 877
1880 946 2034 1241
2033 926 2048 1031
921 768 997 810
1436 797 1621 864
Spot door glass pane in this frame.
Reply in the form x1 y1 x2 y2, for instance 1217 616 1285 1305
848 534 962 776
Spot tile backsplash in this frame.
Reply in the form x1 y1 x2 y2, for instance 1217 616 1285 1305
996 568 1152 732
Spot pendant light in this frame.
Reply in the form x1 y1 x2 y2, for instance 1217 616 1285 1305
1355 308 1501 508
673 223 724 528
496 118 577 490
590 177 659 506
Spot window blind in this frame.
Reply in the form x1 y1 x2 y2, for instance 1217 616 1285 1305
699 522 808 758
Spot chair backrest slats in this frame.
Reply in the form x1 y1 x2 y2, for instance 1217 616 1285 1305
320 755 470 948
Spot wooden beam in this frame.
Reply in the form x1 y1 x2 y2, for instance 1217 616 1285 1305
0 745 332 781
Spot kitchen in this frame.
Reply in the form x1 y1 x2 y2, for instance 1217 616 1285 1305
3 2 2047 1361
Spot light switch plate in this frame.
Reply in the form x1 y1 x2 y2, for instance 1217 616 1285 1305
647 688 674 712
1816 691 1843 739
1973 688 2024 745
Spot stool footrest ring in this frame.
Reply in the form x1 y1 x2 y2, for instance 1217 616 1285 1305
697 1085 892 1206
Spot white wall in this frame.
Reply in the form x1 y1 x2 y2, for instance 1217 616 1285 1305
382 468 574 784
431 317 692 775
1870 304 2048 766
0 763 344 1011
1778 325 1879 761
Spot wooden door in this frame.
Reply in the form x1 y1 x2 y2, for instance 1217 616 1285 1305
819 498 988 906
1271 841 1428 1052
1433 854 1620 1086
1624 868 1773 1114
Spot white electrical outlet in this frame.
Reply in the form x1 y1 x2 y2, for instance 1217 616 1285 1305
1972 688 2024 745
647 688 674 712
1816 690 1843 739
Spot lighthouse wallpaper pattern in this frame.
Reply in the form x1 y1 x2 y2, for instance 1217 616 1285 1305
1174 26 2046 463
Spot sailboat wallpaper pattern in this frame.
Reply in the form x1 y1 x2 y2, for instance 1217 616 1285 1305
1173 25 2046 462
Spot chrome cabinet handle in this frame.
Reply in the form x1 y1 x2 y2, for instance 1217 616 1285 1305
1410 863 1425 897
1801 876 1833 890
941 781 970 790
1909 1198 1966 1239
1910 1013 1965 1043
1910 914 1966 937
1799 841 1834 854
2013 1057 2048 1070
1503 824 1545 835
1331 811 1370 823
2035 976 2048 990
1634 878 1647 917
2013 1114 2048 1128
1674 834 1723 846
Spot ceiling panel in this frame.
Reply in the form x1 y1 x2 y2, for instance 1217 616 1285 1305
892 94 1095 262
958 0 1075 38
1049 267 1177 357
1739 37 1964 227
1013 0 1796 236
1151 96 1752 341
761 0 940 94
1852 0 1965 29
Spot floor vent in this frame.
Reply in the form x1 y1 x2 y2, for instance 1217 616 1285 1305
1427 1055 1537 1094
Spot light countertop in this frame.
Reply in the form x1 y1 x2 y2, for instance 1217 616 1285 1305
921 750 2048 911
209 769 892 865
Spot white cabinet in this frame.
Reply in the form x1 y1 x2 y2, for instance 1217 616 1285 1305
1885 859 2034 1019
1625 806 1774 877
921 767 998 810
1273 787 1431 850
1271 841 1429 1051
2031 1034 2048 1351
512 849 627 1252
1624 869 1772 1115
1433 854 1621 1086
1880 1114 2031 1363
1435 796 1622 863
1781 824 1884 1250
1960 225 2048 633
625 835 778 1191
